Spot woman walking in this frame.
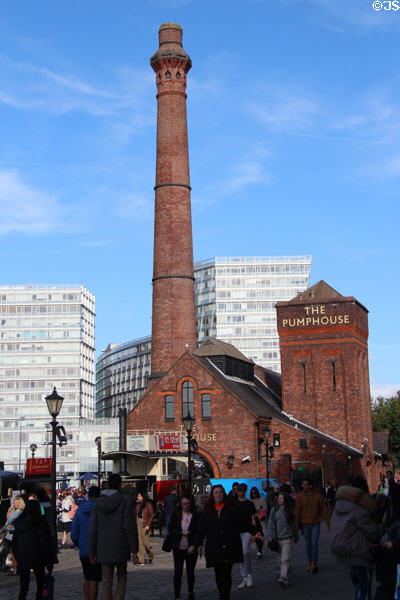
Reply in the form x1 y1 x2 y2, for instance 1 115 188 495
12 495 56 600
60 489 74 549
168 493 200 600
329 477 384 600
136 492 155 565
250 487 267 559
195 484 243 600
267 492 298 588
3 495 24 574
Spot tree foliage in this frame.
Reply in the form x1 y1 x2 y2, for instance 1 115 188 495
371 391 400 465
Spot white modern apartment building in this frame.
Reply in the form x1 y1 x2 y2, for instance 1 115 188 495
0 284 95 475
195 256 312 372
95 256 312 417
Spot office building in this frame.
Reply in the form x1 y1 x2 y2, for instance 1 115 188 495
95 256 311 417
0 284 95 474
195 256 312 372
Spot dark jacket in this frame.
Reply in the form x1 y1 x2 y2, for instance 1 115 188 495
88 490 138 563
329 485 384 567
164 493 180 524
168 508 201 549
195 505 243 567
12 499 57 571
71 499 96 558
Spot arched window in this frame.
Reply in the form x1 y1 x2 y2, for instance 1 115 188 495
182 380 194 418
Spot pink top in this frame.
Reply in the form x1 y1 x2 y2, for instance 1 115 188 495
179 512 193 550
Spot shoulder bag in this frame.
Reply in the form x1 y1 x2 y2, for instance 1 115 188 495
267 509 279 553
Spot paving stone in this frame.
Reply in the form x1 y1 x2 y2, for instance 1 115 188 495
0 529 376 599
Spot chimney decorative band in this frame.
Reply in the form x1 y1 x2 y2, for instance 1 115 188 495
154 182 192 191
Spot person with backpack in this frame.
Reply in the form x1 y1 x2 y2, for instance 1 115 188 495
329 476 385 600
71 486 102 600
267 492 298 588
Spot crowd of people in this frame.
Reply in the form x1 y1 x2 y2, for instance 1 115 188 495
1 470 400 600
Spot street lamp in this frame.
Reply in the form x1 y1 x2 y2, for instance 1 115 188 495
183 413 195 493
264 426 271 491
45 386 64 540
30 443 37 458
95 436 102 487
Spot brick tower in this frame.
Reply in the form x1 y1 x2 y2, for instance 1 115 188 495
276 281 373 455
149 23 197 381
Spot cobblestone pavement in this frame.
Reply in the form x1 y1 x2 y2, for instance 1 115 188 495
0 529 375 599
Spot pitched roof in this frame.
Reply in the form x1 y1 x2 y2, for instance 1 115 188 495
193 337 252 364
373 431 390 455
276 280 343 306
196 355 363 457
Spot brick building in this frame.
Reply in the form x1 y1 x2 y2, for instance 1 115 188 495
121 23 383 492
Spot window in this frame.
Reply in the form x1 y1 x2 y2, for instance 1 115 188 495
165 395 174 420
302 362 306 392
182 380 194 418
331 360 336 391
273 433 280 448
201 393 211 419
299 438 308 450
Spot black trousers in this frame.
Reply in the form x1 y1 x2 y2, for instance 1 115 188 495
213 563 233 600
173 548 198 598
18 565 45 600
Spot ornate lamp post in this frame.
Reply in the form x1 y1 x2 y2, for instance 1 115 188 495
29 443 38 458
182 413 195 493
95 436 102 487
45 386 64 540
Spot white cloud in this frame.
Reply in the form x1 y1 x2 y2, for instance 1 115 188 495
115 193 153 222
0 55 154 119
0 170 65 234
371 383 400 399
249 94 319 133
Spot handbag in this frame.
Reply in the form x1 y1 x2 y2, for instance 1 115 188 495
257 508 267 521
267 509 279 553
162 534 172 553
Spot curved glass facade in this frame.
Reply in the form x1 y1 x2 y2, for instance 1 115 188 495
95 336 151 418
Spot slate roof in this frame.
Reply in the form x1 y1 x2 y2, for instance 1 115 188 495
373 431 390 456
275 279 368 312
196 355 363 457
193 337 252 364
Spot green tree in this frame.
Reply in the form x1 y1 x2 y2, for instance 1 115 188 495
371 391 400 465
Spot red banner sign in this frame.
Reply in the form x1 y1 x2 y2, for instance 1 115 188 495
26 458 52 476
158 435 181 450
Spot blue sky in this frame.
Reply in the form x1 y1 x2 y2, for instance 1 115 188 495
0 0 399 397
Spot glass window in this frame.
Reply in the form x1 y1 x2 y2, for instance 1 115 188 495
182 380 194 418
165 395 174 420
201 393 211 419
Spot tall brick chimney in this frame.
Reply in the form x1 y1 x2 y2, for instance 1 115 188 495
149 23 197 381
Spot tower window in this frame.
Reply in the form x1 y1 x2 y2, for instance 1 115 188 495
302 362 306 392
182 380 194 418
165 71 171 80
176 71 181 80
165 395 174 420
331 360 336 391
201 393 211 419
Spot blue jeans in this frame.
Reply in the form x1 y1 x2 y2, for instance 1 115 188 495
302 523 320 562
349 566 372 600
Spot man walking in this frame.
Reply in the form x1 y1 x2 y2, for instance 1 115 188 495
89 474 138 600
235 483 257 589
164 484 180 529
71 486 102 600
295 479 330 574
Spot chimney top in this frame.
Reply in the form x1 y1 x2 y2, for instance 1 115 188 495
158 22 183 47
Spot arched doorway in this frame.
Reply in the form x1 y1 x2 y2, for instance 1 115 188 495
191 447 220 498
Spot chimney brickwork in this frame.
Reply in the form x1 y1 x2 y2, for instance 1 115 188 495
149 24 197 381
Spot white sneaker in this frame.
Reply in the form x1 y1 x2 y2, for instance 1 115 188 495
246 574 253 588
238 579 247 589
